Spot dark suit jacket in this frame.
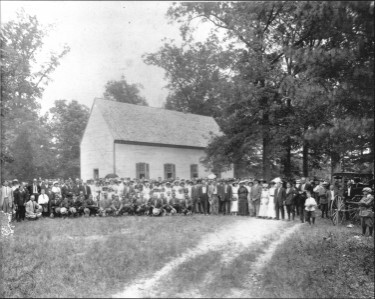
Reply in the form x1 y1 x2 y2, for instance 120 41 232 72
217 184 231 201
82 185 91 198
285 187 297 205
73 184 85 195
250 184 262 201
199 184 209 201
301 183 313 193
61 185 73 197
28 184 41 197
191 185 200 200
14 189 28 206
274 187 286 205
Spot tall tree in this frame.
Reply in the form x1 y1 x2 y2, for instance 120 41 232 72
0 10 70 180
147 1 374 179
103 75 148 106
48 100 90 179
144 37 233 117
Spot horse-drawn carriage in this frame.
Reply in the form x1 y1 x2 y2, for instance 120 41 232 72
329 172 374 226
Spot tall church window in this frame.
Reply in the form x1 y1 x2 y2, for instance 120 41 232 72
164 164 176 179
190 164 198 179
136 163 150 179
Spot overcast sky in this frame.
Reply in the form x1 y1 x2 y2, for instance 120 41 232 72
1 1 212 113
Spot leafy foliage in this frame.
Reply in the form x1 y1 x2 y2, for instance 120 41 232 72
103 75 148 106
48 100 90 179
0 10 70 181
145 1 374 179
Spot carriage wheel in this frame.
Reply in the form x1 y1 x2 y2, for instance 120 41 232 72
330 196 345 226
347 203 360 225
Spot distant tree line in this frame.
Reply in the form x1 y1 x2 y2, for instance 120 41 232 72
1 11 148 181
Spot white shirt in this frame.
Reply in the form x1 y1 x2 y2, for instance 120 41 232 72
347 186 351 197
32 184 38 194
142 187 151 200
201 186 207 193
52 186 61 194
305 196 317 211
38 194 49 205
3 186 11 197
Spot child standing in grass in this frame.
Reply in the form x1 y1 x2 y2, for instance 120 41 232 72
304 191 317 225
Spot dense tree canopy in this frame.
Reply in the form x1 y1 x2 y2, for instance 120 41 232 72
145 1 374 180
1 10 70 181
47 100 90 179
103 75 148 106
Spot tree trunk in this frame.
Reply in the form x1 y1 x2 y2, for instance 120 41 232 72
303 139 309 177
284 137 292 179
330 151 341 176
262 132 271 181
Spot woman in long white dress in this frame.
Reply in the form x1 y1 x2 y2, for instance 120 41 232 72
267 181 277 219
230 182 239 216
259 183 269 218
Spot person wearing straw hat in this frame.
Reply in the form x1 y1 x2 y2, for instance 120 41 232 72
358 187 374 237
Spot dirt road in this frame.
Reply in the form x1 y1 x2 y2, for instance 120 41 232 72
112 218 302 298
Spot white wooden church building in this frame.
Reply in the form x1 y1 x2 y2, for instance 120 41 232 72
80 99 233 181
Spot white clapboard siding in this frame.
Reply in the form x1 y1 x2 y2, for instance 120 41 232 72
80 99 234 180
80 102 114 180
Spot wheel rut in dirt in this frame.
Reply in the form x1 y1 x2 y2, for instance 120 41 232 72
112 218 301 298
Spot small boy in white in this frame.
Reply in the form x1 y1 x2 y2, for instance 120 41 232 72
304 191 318 225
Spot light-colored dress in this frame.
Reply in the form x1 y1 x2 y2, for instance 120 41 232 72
231 185 239 213
267 187 276 218
259 189 269 217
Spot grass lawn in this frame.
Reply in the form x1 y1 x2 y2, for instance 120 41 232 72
152 230 285 298
1 214 240 298
151 220 296 298
251 217 374 298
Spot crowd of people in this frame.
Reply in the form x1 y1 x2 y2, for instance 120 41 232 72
0 176 373 236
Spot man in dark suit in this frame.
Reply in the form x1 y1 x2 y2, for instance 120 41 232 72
274 180 286 220
73 179 84 196
14 183 29 222
199 179 209 215
82 182 91 199
28 178 41 201
191 180 202 214
217 179 231 215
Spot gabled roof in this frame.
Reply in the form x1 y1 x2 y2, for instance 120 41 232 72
92 98 221 148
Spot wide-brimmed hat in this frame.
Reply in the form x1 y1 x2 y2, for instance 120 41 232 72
363 187 372 193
